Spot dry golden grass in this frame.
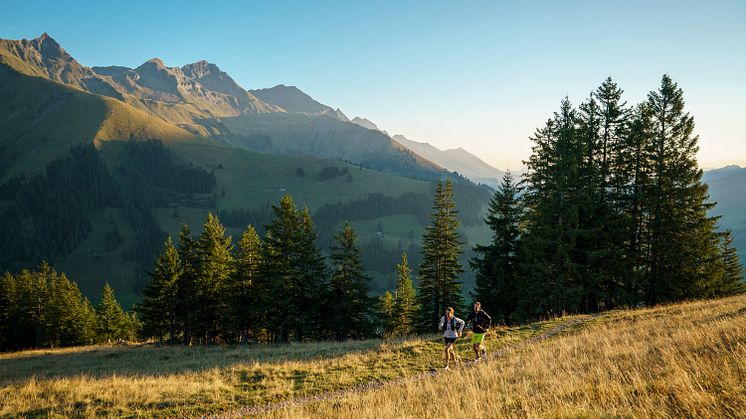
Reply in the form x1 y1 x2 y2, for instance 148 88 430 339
0 316 574 417
270 295 746 418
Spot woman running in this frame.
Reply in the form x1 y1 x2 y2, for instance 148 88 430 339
439 306 465 369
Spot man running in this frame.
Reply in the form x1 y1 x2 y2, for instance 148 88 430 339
465 301 491 360
439 307 465 369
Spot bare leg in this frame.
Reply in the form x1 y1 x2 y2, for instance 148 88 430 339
444 343 452 368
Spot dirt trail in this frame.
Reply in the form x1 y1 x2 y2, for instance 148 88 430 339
209 314 602 418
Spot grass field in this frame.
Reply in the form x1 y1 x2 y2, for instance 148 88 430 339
0 315 581 417
272 294 746 418
2 295 743 417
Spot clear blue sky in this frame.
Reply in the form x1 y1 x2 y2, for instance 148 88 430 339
3 0 745 169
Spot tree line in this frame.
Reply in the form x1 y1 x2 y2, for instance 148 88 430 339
0 263 137 351
137 180 465 344
0 139 217 294
471 76 745 324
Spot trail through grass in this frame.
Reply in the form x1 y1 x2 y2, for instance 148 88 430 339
0 316 582 417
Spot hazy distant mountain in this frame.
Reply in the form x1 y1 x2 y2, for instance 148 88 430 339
350 117 381 131
705 165 746 263
249 85 341 118
220 113 444 178
392 135 504 187
703 165 745 183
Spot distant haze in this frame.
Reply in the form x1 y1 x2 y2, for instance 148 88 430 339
2 0 744 170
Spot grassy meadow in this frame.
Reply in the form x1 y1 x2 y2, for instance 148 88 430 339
272 294 746 418
0 316 578 417
3 295 743 417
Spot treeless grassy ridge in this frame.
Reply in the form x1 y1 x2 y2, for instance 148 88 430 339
0 316 574 417
271 294 746 418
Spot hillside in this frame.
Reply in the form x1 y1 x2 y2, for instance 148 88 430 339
0 63 195 183
1 294 743 417
218 113 445 178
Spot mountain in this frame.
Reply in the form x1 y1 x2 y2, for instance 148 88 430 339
249 85 340 117
1 34 445 179
350 117 381 131
218 113 444 178
703 165 745 183
0 33 493 308
0 62 196 182
705 166 746 264
392 135 504 187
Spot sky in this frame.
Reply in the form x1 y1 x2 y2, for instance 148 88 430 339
3 0 745 170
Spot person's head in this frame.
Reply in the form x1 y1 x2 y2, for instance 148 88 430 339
445 307 454 318
473 301 481 312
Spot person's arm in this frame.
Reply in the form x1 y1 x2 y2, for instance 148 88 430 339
465 312 474 328
438 316 445 331
456 318 466 336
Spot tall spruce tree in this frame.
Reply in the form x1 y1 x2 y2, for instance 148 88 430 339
392 252 418 336
615 103 653 305
417 180 464 333
224 225 261 343
194 213 234 344
328 222 373 340
176 224 198 345
257 194 302 343
294 207 329 341
519 98 590 319
642 75 721 304
138 236 182 344
471 171 521 323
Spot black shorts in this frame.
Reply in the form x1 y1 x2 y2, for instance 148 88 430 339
444 337 456 345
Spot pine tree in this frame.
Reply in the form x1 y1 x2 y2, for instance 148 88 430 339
46 269 97 347
642 75 721 304
328 222 374 340
417 180 464 333
176 223 198 345
294 206 329 341
257 194 302 343
712 230 746 296
138 236 182 344
519 98 590 319
224 225 261 343
96 283 128 343
194 213 234 344
392 252 418 336
471 172 521 323
378 290 396 337
0 272 15 350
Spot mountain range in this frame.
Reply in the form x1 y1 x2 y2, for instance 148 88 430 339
0 33 741 306
0 33 506 185
0 33 500 306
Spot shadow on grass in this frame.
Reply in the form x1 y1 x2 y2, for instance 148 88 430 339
0 339 393 384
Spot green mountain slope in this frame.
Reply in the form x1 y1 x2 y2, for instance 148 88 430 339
0 64 195 182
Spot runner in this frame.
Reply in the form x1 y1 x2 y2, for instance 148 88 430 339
438 306 465 369
465 301 491 360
